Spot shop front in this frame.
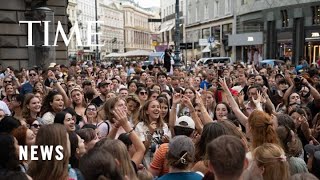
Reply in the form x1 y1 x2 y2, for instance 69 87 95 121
305 30 320 64
228 32 263 64
277 31 293 61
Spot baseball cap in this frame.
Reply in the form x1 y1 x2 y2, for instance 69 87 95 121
175 116 195 129
169 135 195 160
98 81 109 88
304 144 320 155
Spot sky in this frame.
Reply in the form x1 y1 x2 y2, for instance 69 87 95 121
135 0 160 8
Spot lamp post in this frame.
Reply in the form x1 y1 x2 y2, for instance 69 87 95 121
95 0 99 63
174 0 182 67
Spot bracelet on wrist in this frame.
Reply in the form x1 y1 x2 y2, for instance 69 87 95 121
126 128 134 135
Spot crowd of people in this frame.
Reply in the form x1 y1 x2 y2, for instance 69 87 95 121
0 57 320 180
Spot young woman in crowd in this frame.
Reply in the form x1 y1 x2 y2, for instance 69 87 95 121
41 91 66 124
128 80 138 94
76 128 99 151
70 88 87 118
33 81 48 98
68 131 86 169
145 76 155 89
135 100 171 166
27 124 71 180
54 111 76 132
157 96 170 124
250 143 290 180
10 94 24 121
79 148 124 180
148 90 159 101
12 126 36 172
136 87 149 105
176 87 196 117
126 94 141 127
193 122 228 175
0 134 22 175
21 94 41 126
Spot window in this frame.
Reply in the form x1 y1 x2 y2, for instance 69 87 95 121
196 6 199 21
312 6 320 24
225 0 231 14
241 0 247 5
214 1 219 17
188 8 191 24
204 5 209 20
281 10 289 27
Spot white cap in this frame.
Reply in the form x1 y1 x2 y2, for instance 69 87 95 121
175 116 195 129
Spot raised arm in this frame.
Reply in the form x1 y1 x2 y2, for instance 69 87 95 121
219 78 248 127
113 107 146 166
169 93 181 136
182 95 203 134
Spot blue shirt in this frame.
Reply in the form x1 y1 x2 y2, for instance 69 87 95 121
20 82 33 95
156 172 203 180
200 80 211 89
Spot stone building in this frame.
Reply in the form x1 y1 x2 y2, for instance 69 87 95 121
99 2 125 59
185 0 234 60
0 0 69 69
67 0 77 60
229 0 320 64
119 1 154 52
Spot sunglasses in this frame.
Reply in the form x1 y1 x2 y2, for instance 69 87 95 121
139 91 148 95
68 84 76 88
87 108 97 112
29 73 37 76
4 81 12 83
31 124 41 128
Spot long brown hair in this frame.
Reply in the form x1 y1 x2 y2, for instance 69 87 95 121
95 138 138 180
98 97 125 123
137 100 164 127
253 143 290 180
22 94 40 125
248 110 281 149
27 124 70 180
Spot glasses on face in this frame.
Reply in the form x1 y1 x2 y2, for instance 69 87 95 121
139 91 147 96
87 108 97 112
4 81 12 83
31 124 41 129
29 73 37 77
68 84 75 88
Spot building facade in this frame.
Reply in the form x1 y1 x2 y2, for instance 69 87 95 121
185 0 234 61
120 2 154 52
0 0 69 68
76 0 97 60
99 2 124 59
229 0 320 64
67 0 78 60
159 0 186 48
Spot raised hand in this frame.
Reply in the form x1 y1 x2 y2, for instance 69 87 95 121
218 77 228 92
112 107 128 126
252 91 262 105
181 95 193 109
172 93 182 105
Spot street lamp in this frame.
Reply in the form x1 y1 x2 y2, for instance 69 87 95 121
95 0 99 63
173 0 182 67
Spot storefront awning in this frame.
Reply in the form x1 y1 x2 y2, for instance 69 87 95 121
228 32 263 46
202 45 210 53
159 24 175 33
